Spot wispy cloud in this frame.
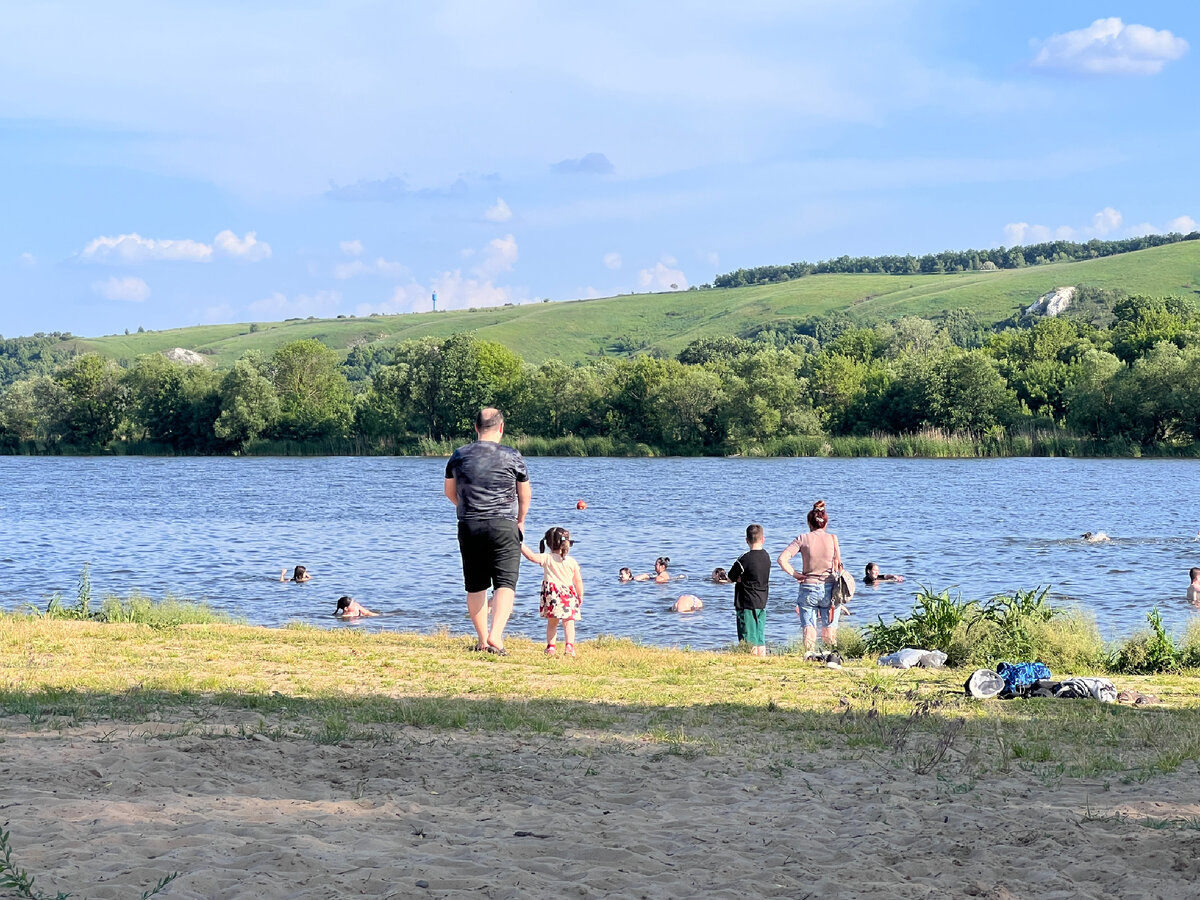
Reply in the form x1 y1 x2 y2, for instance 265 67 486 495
603 252 622 270
333 257 409 279
19 252 37 266
551 152 614 175
475 234 518 280
1002 207 1196 244
1030 18 1189 76
637 259 688 292
339 240 364 256
91 275 150 302
326 174 491 202
484 197 512 222
212 230 271 261
248 290 341 318
80 231 271 264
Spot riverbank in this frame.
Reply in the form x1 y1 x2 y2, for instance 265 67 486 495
2 620 1199 898
6 427 1200 458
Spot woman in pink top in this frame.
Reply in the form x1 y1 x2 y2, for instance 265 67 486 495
777 500 843 652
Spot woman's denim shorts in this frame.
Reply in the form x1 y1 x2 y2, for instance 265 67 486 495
796 581 834 629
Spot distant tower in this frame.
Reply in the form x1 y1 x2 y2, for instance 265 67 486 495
432 291 438 312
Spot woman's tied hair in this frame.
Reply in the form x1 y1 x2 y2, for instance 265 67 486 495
807 499 828 530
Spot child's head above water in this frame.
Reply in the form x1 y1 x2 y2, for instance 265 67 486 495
539 526 574 557
619 567 633 582
292 565 309 581
335 596 352 613
1192 567 1200 583
711 567 731 584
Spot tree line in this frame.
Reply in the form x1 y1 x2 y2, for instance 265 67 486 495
2 293 1200 456
711 232 1200 288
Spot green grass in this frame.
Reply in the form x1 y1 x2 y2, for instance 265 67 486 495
3 618 1200 785
63 240 1200 367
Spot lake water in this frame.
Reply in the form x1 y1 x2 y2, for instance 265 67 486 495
1 456 1198 649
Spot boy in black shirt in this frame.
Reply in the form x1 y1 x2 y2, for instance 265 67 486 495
728 523 771 656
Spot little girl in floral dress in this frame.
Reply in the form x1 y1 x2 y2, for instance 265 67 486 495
522 526 585 657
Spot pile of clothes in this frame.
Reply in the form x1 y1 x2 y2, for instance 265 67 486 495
964 661 1159 705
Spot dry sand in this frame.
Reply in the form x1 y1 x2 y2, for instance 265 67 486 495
2 714 1198 899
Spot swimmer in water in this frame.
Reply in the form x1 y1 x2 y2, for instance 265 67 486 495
1189 568 1200 605
334 596 377 618
672 594 704 612
863 562 904 585
1081 532 1111 543
619 567 650 582
653 556 682 584
281 565 312 582
710 567 732 584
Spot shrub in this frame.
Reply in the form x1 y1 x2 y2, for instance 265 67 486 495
98 592 242 626
1108 608 1182 674
863 587 977 662
832 625 866 659
971 587 1059 662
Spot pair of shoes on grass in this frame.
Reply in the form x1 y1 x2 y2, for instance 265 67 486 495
1116 689 1160 706
805 650 843 668
546 643 576 657
470 641 509 656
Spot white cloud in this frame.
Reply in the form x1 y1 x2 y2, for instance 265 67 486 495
603 252 622 270
1031 18 1189 76
1089 206 1122 236
637 260 688 292
434 270 512 309
81 230 271 264
212 229 272 261
340 239 364 256
92 275 150 302
704 251 720 268
484 197 513 222
82 233 212 263
19 252 37 266
1001 207 1200 244
333 257 410 279
248 290 341 318
475 233 518 279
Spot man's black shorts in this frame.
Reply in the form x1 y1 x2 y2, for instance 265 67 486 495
457 518 522 594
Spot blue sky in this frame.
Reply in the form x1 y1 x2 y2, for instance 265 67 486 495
2 1 1197 337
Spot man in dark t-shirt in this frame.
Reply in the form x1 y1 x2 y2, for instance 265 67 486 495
444 407 531 654
728 523 771 657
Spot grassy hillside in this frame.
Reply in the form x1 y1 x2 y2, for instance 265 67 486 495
66 240 1200 367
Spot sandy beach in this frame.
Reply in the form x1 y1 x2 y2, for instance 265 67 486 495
3 711 1199 899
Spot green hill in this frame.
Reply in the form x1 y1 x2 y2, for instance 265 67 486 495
65 240 1200 367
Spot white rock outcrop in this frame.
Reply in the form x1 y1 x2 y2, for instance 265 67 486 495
163 347 209 366
1026 285 1075 317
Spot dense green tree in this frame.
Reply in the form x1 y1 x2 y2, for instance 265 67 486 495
269 339 354 440
214 356 281 449
649 363 724 453
53 354 128 447
124 355 221 450
926 351 1017 431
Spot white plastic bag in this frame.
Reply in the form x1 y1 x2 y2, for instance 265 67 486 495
877 647 929 668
